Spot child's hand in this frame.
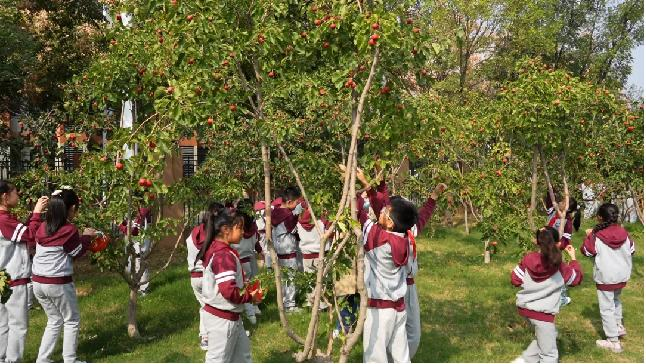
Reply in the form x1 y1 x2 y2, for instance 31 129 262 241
564 245 576 260
585 228 593 236
356 168 370 189
430 183 447 200
33 196 49 213
83 228 98 237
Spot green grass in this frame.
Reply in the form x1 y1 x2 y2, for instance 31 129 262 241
22 221 643 362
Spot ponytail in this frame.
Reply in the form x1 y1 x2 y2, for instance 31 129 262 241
46 188 79 236
194 206 244 266
536 226 561 270
593 203 619 233
202 202 224 225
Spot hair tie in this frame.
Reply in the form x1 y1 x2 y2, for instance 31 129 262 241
51 190 63 196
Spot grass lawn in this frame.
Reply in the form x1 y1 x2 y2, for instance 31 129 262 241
22 221 643 362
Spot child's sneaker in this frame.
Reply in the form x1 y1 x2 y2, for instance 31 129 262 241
618 325 627 337
596 339 622 353
560 296 572 307
200 336 209 351
254 305 262 315
510 356 526 364
285 306 302 314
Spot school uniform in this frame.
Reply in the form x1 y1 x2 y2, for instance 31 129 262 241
231 224 261 321
367 181 436 359
254 209 270 268
580 225 634 341
0 211 42 363
545 203 573 248
271 204 301 310
357 192 410 363
31 223 92 363
295 203 331 308
120 208 152 293
201 240 253 363
511 253 583 363
186 224 208 342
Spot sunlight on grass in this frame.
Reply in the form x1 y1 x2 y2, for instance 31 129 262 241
21 222 642 362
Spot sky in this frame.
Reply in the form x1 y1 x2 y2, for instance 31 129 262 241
627 44 644 92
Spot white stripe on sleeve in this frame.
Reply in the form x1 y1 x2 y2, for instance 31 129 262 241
68 243 83 257
565 270 577 285
15 225 27 243
215 275 236 284
582 246 594 257
11 223 24 242
214 270 236 280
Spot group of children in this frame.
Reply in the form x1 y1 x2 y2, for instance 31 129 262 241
0 171 637 364
0 181 96 363
512 196 635 363
181 165 449 363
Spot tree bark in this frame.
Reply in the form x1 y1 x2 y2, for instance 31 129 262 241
261 144 304 345
628 184 644 224
528 145 539 232
127 286 140 338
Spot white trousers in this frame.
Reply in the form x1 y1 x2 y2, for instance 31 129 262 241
404 283 421 359
33 282 81 363
363 307 410 363
191 277 207 338
203 311 251 363
597 289 623 341
0 284 28 362
277 257 299 309
521 318 558 363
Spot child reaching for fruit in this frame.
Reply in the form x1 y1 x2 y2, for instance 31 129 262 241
511 226 582 363
0 180 48 363
355 165 447 360
194 205 263 363
31 187 97 363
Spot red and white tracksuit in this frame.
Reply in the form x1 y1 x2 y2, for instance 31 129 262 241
201 241 253 363
186 223 207 340
0 211 42 362
31 223 92 363
511 252 583 362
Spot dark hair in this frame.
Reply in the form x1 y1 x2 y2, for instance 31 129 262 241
236 198 255 232
202 202 224 225
566 196 581 232
389 197 418 233
536 226 561 269
46 189 79 236
194 206 244 265
0 181 16 202
281 186 302 202
593 203 620 233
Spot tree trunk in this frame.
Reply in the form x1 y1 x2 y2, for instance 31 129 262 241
127 287 140 338
628 184 644 224
558 152 569 238
261 144 304 345
462 199 469 234
484 241 490 264
528 145 539 232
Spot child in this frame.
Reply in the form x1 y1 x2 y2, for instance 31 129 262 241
253 201 269 268
296 201 330 309
511 227 582 363
186 202 223 351
544 193 581 307
120 206 152 296
580 203 634 353
231 199 263 324
355 172 416 363
31 187 97 363
195 206 262 363
0 181 48 363
271 187 304 313
361 174 447 359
